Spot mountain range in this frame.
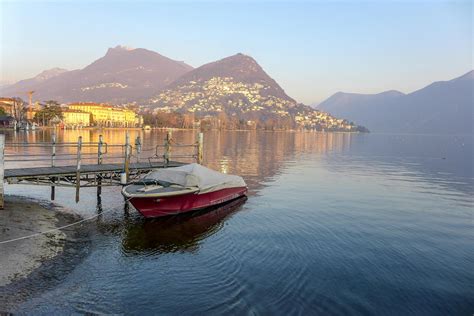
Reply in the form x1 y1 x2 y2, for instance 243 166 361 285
318 71 473 134
1 46 363 131
1 45 471 133
1 46 193 104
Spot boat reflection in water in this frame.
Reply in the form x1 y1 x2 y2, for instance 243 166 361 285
122 196 247 255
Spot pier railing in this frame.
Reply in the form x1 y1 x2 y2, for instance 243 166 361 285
3 131 203 165
0 131 203 207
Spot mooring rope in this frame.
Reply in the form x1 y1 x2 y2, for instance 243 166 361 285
0 207 118 245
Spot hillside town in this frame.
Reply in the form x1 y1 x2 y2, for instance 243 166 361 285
148 76 367 131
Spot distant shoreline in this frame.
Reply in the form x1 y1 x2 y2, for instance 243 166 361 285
0 126 367 133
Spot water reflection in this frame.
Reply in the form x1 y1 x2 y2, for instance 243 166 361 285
3 130 473 314
201 131 354 193
121 197 247 255
321 133 474 197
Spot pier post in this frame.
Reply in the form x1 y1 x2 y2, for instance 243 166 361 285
164 131 172 166
0 134 4 209
98 134 104 165
51 132 56 200
196 132 203 164
97 134 104 196
124 132 130 183
75 136 82 203
135 136 141 163
51 131 56 167
96 135 103 218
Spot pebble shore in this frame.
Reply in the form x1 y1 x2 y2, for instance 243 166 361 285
0 195 89 310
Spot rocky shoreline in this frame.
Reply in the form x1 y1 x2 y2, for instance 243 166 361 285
0 195 91 311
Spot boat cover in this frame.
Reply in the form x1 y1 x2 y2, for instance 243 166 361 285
144 163 246 193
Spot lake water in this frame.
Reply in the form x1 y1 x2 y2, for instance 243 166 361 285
1 130 473 314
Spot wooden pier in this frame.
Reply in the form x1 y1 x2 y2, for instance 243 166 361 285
0 131 203 207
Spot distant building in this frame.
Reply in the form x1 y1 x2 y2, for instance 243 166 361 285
0 115 15 127
0 98 15 116
62 109 91 127
246 120 257 129
68 102 142 127
135 114 144 127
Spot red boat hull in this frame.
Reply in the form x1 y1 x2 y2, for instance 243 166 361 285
128 187 248 218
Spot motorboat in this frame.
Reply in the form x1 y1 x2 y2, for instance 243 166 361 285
122 163 247 218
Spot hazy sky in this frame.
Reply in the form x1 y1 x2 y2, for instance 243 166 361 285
0 0 472 104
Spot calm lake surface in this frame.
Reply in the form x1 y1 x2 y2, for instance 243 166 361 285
2 130 473 314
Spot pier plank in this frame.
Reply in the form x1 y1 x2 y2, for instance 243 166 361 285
4 161 185 179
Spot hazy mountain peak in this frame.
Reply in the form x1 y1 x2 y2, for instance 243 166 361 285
110 45 135 52
229 52 252 59
318 70 473 134
452 70 474 82
377 90 405 97
104 45 144 58
331 90 404 98
219 53 258 66
164 53 294 103
34 67 69 81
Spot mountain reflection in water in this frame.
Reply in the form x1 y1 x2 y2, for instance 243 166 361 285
121 197 247 255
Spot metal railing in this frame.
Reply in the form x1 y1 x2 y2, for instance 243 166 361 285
4 130 203 168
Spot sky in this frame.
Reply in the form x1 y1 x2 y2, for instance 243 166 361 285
0 0 472 104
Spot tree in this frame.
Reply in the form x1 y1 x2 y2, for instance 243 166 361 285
182 113 195 129
34 103 63 126
44 100 60 107
11 97 26 121
0 107 6 116
217 111 228 130
142 113 155 126
264 118 276 130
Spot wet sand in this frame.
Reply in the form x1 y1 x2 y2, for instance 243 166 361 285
0 195 90 310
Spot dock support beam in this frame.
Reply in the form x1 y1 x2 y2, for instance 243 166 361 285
135 136 141 163
197 132 203 164
164 131 172 167
0 134 4 209
75 136 82 203
51 132 56 200
97 134 104 196
51 131 56 167
98 134 104 165
124 132 130 183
